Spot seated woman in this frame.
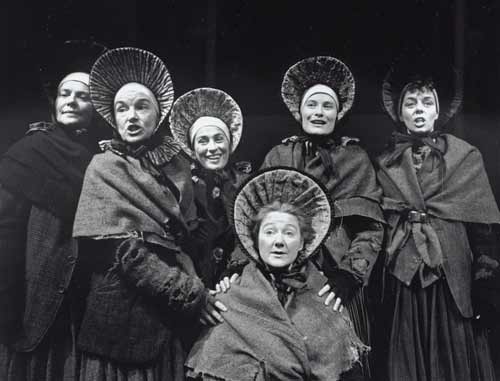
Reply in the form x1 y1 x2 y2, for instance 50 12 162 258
73 47 225 381
186 168 366 381
375 55 500 381
170 88 251 289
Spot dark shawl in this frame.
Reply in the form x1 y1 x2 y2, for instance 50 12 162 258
377 134 500 315
0 123 93 221
261 136 384 223
186 261 364 381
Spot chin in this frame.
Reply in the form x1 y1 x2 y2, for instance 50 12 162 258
303 126 334 136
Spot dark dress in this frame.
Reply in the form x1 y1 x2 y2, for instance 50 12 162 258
188 163 251 289
0 122 95 381
261 135 384 375
73 136 210 381
375 133 500 381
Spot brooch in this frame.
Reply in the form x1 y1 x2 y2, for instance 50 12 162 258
212 186 221 199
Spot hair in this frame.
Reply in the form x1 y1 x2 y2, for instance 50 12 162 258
251 201 314 258
397 78 439 118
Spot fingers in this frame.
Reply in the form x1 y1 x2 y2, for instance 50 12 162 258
209 289 218 296
339 305 344 313
324 292 336 306
333 297 342 312
200 310 217 326
210 308 225 324
214 300 228 312
229 273 239 283
224 276 230 289
318 284 331 297
215 284 221 293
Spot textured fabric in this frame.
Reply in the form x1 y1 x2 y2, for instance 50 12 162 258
233 167 333 262
281 56 355 121
186 262 365 381
73 149 186 248
79 337 185 381
383 276 495 381
262 137 384 378
169 87 243 159
77 237 206 364
261 137 384 282
0 301 81 381
189 165 249 288
377 134 500 316
0 124 93 220
90 47 174 129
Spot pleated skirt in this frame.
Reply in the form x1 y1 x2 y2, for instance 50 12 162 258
0 303 80 381
78 337 186 381
383 276 495 381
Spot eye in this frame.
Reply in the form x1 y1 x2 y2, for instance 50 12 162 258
196 137 209 145
78 93 90 101
323 102 334 109
214 135 226 143
305 101 317 108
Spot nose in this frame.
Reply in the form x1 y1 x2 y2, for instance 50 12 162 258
273 233 285 248
313 106 324 116
415 101 424 114
65 93 77 106
206 140 217 151
127 107 138 121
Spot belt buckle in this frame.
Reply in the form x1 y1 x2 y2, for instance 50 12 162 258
408 210 427 223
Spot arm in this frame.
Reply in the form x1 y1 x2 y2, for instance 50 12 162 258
319 216 383 304
467 223 500 324
0 184 31 341
116 237 208 317
116 237 227 325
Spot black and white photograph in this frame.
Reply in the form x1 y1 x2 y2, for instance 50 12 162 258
1 1 500 380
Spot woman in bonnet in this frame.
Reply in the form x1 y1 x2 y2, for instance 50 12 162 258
72 47 226 380
261 56 384 375
170 87 250 291
186 168 366 381
375 54 500 381
0 40 106 380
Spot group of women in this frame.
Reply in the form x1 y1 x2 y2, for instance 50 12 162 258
0 41 499 381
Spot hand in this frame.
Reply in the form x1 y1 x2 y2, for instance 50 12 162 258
200 296 228 326
318 284 344 312
215 273 240 293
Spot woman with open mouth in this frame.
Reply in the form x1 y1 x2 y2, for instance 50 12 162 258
72 48 226 381
375 54 500 381
170 87 251 291
261 56 385 379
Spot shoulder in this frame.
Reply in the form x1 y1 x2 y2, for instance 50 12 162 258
443 133 477 154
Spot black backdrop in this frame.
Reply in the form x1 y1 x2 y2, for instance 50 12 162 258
3 0 500 374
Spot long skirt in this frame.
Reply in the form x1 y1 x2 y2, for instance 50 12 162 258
382 275 495 381
0 302 80 381
78 337 186 381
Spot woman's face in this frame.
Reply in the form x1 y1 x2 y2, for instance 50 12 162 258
114 83 159 144
258 211 303 269
193 126 230 170
55 80 93 129
300 93 338 135
400 87 439 135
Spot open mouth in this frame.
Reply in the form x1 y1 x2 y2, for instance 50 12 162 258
127 125 142 134
414 117 426 126
311 120 326 125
